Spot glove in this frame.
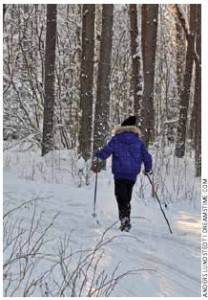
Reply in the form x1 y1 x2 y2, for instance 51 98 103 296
91 158 103 173
143 170 153 176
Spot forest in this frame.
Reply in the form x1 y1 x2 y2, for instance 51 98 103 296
3 4 202 297
3 4 201 176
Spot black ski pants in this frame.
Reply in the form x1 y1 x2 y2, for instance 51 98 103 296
114 179 135 221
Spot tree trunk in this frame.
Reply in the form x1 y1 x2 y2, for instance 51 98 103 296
175 5 196 158
129 4 142 117
175 21 186 98
194 5 201 176
78 4 95 161
141 4 158 146
42 4 57 156
93 4 114 169
3 4 7 23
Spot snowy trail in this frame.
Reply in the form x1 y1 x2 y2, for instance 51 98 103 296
97 180 201 296
3 170 201 297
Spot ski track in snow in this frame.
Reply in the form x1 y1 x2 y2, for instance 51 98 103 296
3 169 201 297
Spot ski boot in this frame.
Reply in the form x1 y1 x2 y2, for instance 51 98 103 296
119 217 132 232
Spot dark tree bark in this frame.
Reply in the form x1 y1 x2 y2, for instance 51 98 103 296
193 5 201 176
141 4 158 146
93 4 114 170
3 4 7 23
129 4 142 117
78 4 95 161
175 5 196 158
42 4 57 156
174 5 199 65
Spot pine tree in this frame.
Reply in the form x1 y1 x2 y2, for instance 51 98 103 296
42 4 57 156
141 4 158 146
3 4 7 23
175 5 196 158
193 5 201 176
175 16 186 99
129 4 142 117
78 4 95 161
93 4 114 169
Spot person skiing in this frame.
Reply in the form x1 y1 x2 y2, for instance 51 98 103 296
92 116 152 231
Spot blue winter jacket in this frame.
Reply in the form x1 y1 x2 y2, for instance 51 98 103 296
95 126 152 181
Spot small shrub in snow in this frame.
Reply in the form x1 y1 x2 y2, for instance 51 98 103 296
3 200 149 297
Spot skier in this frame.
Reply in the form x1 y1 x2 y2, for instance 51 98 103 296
92 116 152 231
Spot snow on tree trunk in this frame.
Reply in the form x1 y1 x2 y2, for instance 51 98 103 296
175 18 186 99
93 4 114 169
78 4 95 161
175 5 196 158
129 4 142 117
141 4 158 146
42 4 57 156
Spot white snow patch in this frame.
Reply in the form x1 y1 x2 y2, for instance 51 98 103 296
3 143 201 297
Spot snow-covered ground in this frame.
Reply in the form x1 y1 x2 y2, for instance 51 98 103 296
3 143 201 297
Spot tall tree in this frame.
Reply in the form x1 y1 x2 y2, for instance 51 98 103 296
141 4 158 146
129 4 142 117
93 4 114 168
193 5 201 176
42 4 57 156
175 5 196 158
3 4 7 23
175 19 186 98
78 5 95 161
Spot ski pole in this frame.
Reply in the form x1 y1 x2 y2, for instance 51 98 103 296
92 171 98 218
146 174 173 234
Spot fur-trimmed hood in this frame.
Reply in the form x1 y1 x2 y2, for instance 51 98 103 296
112 126 142 137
